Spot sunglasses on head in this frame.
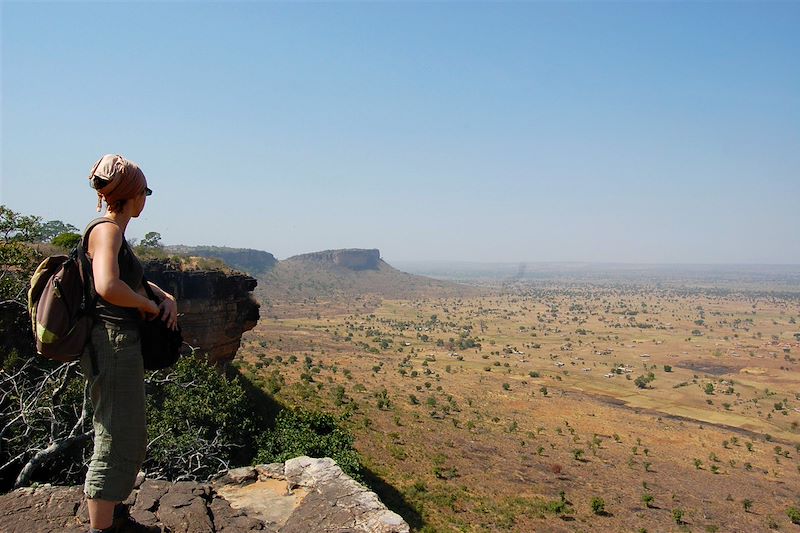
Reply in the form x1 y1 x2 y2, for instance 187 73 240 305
144 187 153 196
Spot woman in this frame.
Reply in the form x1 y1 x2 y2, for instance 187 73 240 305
82 154 178 533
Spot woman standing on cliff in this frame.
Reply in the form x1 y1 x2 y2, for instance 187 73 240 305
83 154 178 533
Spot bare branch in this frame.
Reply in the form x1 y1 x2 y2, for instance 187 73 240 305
13 430 93 488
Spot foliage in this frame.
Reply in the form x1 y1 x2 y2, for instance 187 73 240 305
139 231 163 250
51 232 81 250
0 240 41 302
254 408 362 481
634 373 655 389
0 205 44 242
0 206 81 302
40 220 79 243
544 491 573 515
591 496 606 515
642 492 654 508
0 206 44 302
788 506 800 524
144 351 261 481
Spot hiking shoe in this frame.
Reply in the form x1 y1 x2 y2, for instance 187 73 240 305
112 508 161 533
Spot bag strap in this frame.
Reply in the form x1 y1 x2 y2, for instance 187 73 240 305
76 218 117 316
141 276 165 322
141 275 159 302
77 218 116 377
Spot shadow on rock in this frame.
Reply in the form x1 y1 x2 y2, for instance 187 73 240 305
362 466 424 531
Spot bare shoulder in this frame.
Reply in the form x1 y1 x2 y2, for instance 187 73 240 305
88 220 123 255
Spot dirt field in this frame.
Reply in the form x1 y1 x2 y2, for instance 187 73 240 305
239 281 800 532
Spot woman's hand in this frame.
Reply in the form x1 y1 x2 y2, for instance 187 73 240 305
139 298 160 320
158 294 179 331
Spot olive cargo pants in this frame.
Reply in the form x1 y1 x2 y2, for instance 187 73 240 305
81 321 147 502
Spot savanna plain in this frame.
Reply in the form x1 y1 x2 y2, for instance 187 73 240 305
238 272 800 533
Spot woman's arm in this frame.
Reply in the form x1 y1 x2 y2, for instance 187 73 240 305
89 223 159 317
146 281 179 331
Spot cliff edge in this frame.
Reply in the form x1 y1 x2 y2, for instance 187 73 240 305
286 248 381 270
143 260 260 364
0 457 409 533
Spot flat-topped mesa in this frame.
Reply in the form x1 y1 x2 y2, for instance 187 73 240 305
287 249 381 270
166 246 278 277
143 260 260 365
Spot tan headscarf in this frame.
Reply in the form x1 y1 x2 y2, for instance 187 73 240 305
88 154 148 212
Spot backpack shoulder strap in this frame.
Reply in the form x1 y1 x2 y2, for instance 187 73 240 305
81 217 119 254
77 218 119 315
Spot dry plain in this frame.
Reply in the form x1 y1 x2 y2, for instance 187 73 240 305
239 280 800 532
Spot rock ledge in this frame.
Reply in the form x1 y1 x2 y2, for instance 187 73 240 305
0 457 409 533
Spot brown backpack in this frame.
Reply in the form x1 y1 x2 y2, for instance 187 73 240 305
27 219 110 361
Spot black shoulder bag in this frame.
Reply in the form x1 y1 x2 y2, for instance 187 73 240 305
140 276 183 370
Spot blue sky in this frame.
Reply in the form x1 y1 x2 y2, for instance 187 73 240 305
2 1 798 264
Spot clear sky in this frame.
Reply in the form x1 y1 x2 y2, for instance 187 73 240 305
2 1 798 264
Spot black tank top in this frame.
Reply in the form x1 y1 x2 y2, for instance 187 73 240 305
83 218 144 325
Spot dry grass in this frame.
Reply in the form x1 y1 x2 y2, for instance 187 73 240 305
238 280 800 532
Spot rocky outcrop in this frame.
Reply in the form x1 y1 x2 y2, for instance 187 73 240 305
144 261 260 364
287 249 381 271
166 246 278 277
0 457 409 533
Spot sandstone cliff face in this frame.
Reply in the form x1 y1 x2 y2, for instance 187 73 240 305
0 457 409 533
166 246 278 277
287 249 381 270
143 261 260 364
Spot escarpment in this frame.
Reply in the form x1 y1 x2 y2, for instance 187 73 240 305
143 260 259 364
286 248 381 270
166 246 278 277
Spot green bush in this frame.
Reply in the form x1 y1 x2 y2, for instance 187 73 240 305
591 496 606 515
545 491 573 515
145 351 261 480
642 493 654 508
51 232 81 250
254 408 362 481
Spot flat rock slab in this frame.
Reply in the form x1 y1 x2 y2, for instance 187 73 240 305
216 479 309 529
0 457 409 533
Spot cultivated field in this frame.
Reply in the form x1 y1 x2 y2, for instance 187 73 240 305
239 279 800 532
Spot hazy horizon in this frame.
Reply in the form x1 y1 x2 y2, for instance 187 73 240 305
2 2 798 264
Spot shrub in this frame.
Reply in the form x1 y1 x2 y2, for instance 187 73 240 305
545 491 573 515
145 351 261 481
255 408 361 481
591 496 606 515
642 493 654 508
51 232 81 250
